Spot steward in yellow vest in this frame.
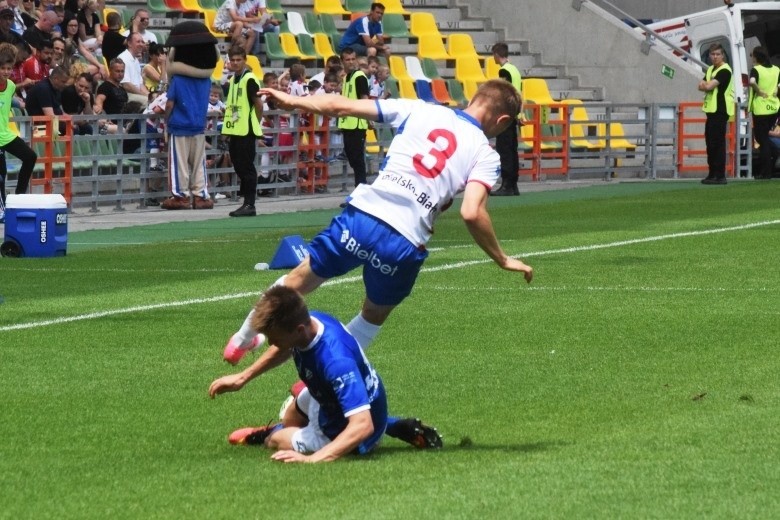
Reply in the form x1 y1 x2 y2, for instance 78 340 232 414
748 46 780 179
698 43 733 184
337 47 370 186
490 42 521 196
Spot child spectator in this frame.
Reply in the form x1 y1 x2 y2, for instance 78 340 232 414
287 62 307 97
370 64 390 100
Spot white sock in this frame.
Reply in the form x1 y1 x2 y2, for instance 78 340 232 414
345 314 381 350
235 275 288 346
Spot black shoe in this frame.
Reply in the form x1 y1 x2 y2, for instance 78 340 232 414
229 204 256 217
702 177 727 185
386 418 443 449
491 187 519 196
144 198 160 207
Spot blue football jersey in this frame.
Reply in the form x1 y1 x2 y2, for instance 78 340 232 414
293 312 387 451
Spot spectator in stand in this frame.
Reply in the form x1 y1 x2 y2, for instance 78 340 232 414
9 41 31 105
287 62 307 97
18 0 37 30
212 0 258 55
61 70 94 134
34 0 55 20
118 31 149 106
0 7 28 48
51 4 65 38
50 35 64 65
24 64 68 126
22 38 52 91
76 0 101 53
243 0 280 56
337 2 390 58
309 54 340 85
122 9 157 45
63 0 79 19
23 10 57 52
0 43 37 222
101 11 125 63
369 64 389 100
143 42 167 93
8 0 31 35
94 58 128 132
60 11 106 79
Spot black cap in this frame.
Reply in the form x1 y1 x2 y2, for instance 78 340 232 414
165 21 217 48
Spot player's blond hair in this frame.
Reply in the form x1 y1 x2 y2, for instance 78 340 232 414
470 79 522 120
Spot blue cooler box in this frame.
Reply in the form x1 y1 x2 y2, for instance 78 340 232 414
1 194 68 258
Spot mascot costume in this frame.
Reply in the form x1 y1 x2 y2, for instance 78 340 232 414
161 21 218 210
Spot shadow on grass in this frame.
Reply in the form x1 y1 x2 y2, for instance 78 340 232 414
376 439 570 455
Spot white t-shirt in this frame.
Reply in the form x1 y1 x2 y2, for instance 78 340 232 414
118 49 144 90
120 28 158 44
348 99 501 247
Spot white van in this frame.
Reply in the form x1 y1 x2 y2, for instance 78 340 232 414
647 1 780 103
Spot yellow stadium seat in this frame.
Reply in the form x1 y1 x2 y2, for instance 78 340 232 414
180 0 201 11
398 78 419 100
366 128 380 154
204 10 228 38
212 56 225 82
280 33 316 60
455 55 487 83
313 33 336 61
447 33 479 59
417 34 450 61
560 99 604 150
410 12 441 37
485 57 501 79
597 122 637 152
313 0 350 16
461 79 483 101
389 55 415 82
246 55 265 79
522 78 556 105
381 0 410 15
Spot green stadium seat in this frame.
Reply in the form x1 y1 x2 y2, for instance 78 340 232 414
382 13 410 38
303 11 323 34
446 78 469 106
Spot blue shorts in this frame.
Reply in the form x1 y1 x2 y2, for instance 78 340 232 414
307 206 428 306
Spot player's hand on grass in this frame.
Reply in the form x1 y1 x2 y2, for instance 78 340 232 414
271 450 311 463
208 374 246 398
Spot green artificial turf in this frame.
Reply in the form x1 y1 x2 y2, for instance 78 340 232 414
1 181 778 518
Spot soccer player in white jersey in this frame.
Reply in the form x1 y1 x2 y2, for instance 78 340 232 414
223 79 533 365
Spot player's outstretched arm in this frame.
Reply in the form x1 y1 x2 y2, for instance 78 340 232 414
209 345 293 398
259 88 380 121
460 182 533 283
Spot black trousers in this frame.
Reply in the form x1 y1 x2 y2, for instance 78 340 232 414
0 137 38 204
495 121 519 186
705 112 728 179
229 134 257 206
342 129 367 186
752 113 777 179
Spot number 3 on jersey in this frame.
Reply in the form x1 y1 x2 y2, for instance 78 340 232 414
412 129 457 178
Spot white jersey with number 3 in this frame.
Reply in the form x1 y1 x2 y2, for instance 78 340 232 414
347 99 501 247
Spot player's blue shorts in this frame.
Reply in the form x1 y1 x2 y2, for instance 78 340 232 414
307 206 428 306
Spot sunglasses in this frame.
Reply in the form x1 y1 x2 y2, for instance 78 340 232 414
139 18 149 22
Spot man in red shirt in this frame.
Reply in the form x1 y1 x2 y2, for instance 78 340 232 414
21 39 52 93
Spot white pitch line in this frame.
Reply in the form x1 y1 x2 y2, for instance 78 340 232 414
2 219 778 332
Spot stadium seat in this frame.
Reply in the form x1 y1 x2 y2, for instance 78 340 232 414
246 54 265 78
597 122 637 154
203 10 227 38
286 11 312 36
345 0 371 11
455 56 487 83
349 12 366 22
382 13 410 38
266 0 284 13
461 79 482 101
389 55 415 82
420 57 442 79
313 0 350 16
264 33 294 62
163 0 189 12
431 78 455 106
384 76 400 98
297 34 321 59
365 127 380 154
382 0 410 15
398 79 419 100
313 33 337 61
417 34 450 61
212 55 224 82
280 33 316 60
560 99 603 151
147 0 168 14
319 14 341 45
179 0 201 11
405 56 429 81
485 57 501 79
410 12 441 38
303 11 323 34
522 78 556 104
445 78 469 106
447 33 480 60
414 80 437 103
